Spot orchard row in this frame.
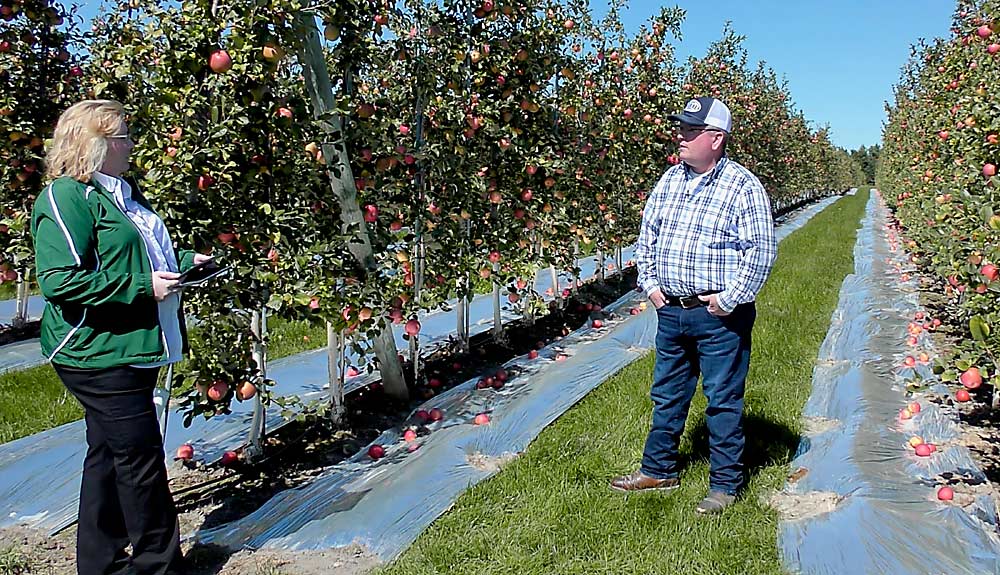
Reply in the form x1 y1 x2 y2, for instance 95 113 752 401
878 1 999 396
2 0 863 422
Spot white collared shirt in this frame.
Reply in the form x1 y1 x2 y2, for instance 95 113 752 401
92 172 183 366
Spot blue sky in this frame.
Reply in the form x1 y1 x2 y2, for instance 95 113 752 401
73 0 954 150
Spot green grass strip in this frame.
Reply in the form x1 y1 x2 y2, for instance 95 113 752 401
0 317 328 444
378 189 869 575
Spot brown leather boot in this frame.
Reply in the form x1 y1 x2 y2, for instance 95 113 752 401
609 470 680 493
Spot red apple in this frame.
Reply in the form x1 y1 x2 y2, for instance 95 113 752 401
909 402 921 414
220 450 239 466
207 380 228 401
236 381 256 401
915 443 932 457
903 356 916 367
403 429 417 442
988 43 1000 54
938 130 949 140
981 264 998 282
276 107 293 119
363 204 378 223
528 350 539 360
208 49 232 73
429 408 444 421
368 444 385 459
404 319 421 336
960 367 983 389
474 413 490 425
985 163 997 177
488 250 501 263
977 24 992 38
937 486 954 501
175 444 194 460
415 409 430 422
428 378 441 388
956 389 971 402
592 319 604 328
346 365 360 377
197 174 214 191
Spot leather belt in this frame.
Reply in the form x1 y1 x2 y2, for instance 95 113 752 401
663 291 719 309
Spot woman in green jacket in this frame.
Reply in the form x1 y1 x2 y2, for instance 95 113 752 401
32 100 210 575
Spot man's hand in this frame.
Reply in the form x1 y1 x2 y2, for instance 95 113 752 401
193 253 214 265
698 293 731 317
648 288 666 309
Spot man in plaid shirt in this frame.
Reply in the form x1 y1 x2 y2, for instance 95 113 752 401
611 97 777 514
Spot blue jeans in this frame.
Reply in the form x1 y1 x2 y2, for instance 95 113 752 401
640 302 755 495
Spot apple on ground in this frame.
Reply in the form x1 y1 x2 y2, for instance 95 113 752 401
914 443 932 457
956 389 971 402
474 413 490 425
368 444 385 459
429 408 444 421
220 450 239 466
937 486 954 501
176 444 194 460
403 429 417 442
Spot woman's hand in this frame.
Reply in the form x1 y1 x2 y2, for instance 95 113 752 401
193 253 214 265
152 271 180 301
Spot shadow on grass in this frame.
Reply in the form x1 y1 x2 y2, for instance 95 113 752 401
679 412 801 489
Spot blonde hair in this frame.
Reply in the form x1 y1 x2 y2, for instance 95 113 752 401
46 100 125 182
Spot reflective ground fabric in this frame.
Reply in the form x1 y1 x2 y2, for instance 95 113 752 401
778 192 1000 575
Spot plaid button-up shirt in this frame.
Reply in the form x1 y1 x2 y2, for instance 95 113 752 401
635 157 777 313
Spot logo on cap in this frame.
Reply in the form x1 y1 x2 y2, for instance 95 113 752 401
683 99 702 113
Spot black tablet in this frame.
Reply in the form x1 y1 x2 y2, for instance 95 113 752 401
170 259 230 290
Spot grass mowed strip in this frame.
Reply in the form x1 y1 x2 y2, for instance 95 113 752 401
379 190 869 575
0 317 328 444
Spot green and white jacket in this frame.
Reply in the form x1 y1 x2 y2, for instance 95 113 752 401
31 176 197 369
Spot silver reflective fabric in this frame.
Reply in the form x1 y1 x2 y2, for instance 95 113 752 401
190 197 841 558
0 195 839 539
778 192 1000 574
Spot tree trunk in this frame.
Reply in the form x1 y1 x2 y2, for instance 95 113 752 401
327 322 345 426
597 248 605 283
297 14 407 401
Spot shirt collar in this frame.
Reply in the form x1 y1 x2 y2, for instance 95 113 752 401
91 172 133 201
682 156 727 185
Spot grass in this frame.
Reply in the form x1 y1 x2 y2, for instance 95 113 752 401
376 189 869 575
0 545 30 575
0 316 328 444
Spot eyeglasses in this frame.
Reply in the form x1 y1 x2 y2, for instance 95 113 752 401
676 125 722 137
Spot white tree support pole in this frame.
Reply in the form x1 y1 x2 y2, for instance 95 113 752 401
13 267 29 328
246 308 267 460
491 261 503 342
296 14 407 400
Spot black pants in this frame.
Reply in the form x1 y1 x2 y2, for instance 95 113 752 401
55 364 184 575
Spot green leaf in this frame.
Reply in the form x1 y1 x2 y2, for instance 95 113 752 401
969 315 991 342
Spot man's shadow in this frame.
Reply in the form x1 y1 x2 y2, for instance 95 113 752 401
677 412 802 485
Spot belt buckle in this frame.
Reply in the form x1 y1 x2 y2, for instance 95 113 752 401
680 296 700 309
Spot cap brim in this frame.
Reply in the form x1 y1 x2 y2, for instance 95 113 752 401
667 112 707 126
